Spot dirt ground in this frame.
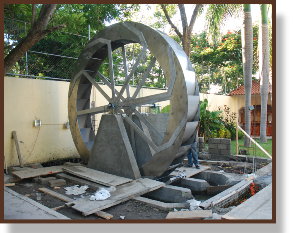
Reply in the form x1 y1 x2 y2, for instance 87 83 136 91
8 177 169 220
7 160 269 220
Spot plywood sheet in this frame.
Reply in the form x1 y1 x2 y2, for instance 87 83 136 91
166 210 212 220
12 165 80 179
68 178 165 216
62 166 133 187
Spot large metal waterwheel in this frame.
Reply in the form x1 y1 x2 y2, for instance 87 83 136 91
68 22 200 179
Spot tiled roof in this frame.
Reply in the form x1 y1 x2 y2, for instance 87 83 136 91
228 80 272 96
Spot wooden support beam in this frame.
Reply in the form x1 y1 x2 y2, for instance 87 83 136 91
12 131 24 167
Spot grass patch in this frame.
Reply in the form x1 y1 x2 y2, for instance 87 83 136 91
231 138 272 158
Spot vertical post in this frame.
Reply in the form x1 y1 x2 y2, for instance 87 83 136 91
236 98 238 155
25 22 28 76
224 73 226 94
88 24 91 41
12 131 24 167
208 66 210 94
132 44 135 86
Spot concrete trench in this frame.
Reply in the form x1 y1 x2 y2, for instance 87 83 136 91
138 162 272 218
139 169 249 211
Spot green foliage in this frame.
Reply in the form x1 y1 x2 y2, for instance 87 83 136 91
190 26 260 93
217 105 244 140
161 105 170 113
199 98 224 141
4 4 140 79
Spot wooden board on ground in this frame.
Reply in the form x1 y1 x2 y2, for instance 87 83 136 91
68 178 165 216
12 164 80 179
38 188 73 202
206 185 233 196
170 166 210 178
166 210 212 220
38 187 113 219
62 166 133 187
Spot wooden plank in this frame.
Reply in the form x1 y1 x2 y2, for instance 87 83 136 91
38 188 74 202
4 183 15 187
69 178 165 216
206 185 233 196
12 164 80 179
166 210 212 220
94 211 113 220
200 180 253 209
39 187 113 219
12 131 24 167
222 183 272 220
62 166 133 187
51 205 66 211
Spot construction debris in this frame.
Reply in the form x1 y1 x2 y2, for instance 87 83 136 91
64 185 89 195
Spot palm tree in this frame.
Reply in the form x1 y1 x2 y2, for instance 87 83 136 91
242 4 253 148
204 4 242 46
259 4 270 143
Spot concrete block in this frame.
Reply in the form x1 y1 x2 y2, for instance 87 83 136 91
144 185 193 203
4 174 21 183
37 177 56 185
208 148 220 154
198 137 204 143
218 144 228 150
220 149 231 155
179 178 210 192
48 179 66 187
209 143 218 149
221 139 231 144
209 138 221 144
198 142 204 148
198 153 210 160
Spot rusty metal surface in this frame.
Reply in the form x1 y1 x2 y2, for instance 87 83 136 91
68 22 199 178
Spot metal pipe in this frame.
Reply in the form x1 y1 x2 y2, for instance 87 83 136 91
237 124 272 159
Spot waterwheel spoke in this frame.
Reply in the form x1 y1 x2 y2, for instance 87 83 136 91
122 45 130 98
82 70 111 102
77 105 109 116
133 108 163 146
132 57 156 99
116 45 147 101
121 92 170 107
96 71 125 101
107 41 115 99
116 108 159 152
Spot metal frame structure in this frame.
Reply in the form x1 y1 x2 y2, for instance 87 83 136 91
68 22 200 179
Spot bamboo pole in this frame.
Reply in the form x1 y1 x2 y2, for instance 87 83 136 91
237 125 272 159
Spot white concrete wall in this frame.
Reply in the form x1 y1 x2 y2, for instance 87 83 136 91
4 77 170 167
199 93 237 113
4 77 79 167
4 77 238 168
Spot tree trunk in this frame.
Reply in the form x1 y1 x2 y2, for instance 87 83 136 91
259 4 270 143
182 30 191 58
242 4 253 148
4 4 60 76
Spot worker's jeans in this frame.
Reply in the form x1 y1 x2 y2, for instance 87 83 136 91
187 142 199 167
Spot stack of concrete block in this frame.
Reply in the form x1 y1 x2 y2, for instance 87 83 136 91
208 138 231 156
198 137 204 152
